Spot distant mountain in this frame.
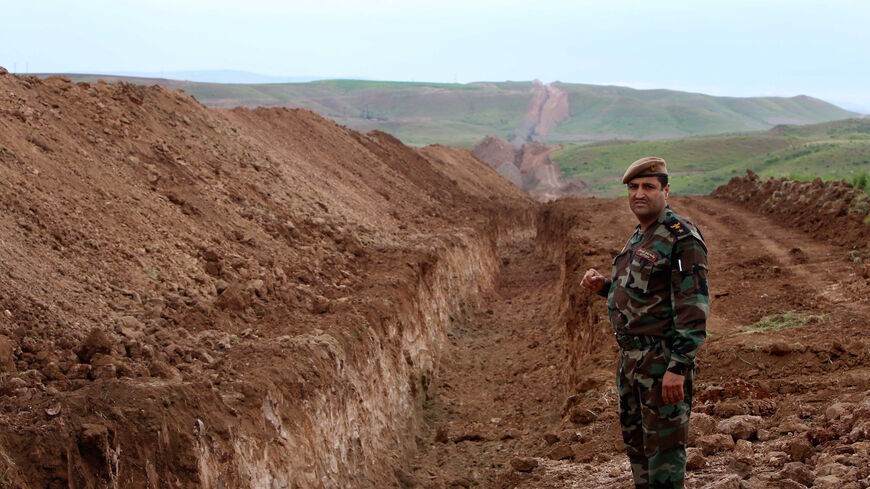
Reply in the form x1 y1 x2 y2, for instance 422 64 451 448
114 70 324 84
45 74 856 147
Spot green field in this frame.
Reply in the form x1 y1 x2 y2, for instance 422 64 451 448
552 119 870 196
54 75 855 147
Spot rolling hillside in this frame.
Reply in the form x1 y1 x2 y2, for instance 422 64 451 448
48 74 855 147
552 118 870 196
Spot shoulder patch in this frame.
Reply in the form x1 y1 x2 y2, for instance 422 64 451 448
664 212 704 243
668 220 691 238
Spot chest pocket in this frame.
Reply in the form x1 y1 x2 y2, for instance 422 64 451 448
627 255 654 292
628 253 671 294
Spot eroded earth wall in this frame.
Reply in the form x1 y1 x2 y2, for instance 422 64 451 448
713 171 870 250
0 72 535 488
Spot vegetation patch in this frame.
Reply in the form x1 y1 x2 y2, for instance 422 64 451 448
741 311 826 334
553 118 870 196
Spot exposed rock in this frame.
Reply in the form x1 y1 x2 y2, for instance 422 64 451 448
813 475 845 489
826 402 854 421
766 450 790 468
214 279 229 294
149 360 182 382
67 363 92 379
76 328 113 363
767 341 796 356
448 477 472 488
116 315 144 333
788 436 814 462
728 439 754 477
434 427 449 443
0 334 16 372
246 278 266 298
778 418 811 434
500 428 521 441
311 295 331 314
700 474 741 489
714 400 753 417
697 433 736 455
548 444 574 461
510 457 538 472
690 412 717 444
686 447 707 471
395 468 419 488
215 283 248 311
542 433 559 445
717 415 763 441
41 361 65 381
807 428 836 446
453 430 485 443
816 462 858 479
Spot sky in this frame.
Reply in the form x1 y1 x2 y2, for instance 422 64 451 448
3 0 869 112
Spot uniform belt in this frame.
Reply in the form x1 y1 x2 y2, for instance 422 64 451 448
614 334 661 349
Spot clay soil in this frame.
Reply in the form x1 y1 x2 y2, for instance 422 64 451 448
2 69 870 488
403 195 870 488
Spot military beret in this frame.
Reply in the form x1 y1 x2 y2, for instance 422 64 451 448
622 156 668 184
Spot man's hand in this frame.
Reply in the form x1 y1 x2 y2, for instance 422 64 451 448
661 371 685 404
581 268 606 293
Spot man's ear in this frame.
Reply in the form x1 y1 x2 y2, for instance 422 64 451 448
664 183 670 197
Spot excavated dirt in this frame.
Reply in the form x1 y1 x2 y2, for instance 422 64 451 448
472 137 589 202
2 69 870 488
713 171 870 251
0 71 532 488
404 196 870 488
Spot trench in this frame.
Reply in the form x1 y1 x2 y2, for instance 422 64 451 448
212 204 595 488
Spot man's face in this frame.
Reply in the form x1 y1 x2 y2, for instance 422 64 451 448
627 176 669 222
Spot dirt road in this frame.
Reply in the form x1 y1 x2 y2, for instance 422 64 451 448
406 196 870 488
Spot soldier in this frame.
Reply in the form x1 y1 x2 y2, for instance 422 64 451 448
580 157 709 489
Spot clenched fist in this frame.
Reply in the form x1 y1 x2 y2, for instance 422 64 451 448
581 268 606 293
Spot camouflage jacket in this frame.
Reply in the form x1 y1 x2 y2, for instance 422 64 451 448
597 207 709 375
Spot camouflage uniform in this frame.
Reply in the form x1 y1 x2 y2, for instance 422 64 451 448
597 207 709 489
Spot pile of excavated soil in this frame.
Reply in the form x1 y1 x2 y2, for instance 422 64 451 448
472 135 516 170
713 170 870 250
472 136 589 202
4 66 870 488
0 70 532 488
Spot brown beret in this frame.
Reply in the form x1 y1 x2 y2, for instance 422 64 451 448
622 156 668 184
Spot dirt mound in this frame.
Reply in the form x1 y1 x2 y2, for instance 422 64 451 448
472 135 516 169
713 170 870 250
472 136 590 201
0 70 531 488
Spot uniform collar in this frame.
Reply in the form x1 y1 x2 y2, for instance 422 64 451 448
634 206 671 236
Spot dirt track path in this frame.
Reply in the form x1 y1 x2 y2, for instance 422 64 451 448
405 196 870 488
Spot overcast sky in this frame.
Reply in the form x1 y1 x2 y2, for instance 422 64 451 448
3 0 869 111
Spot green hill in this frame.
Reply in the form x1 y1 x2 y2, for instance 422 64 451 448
49 75 854 147
551 118 870 196
549 84 852 141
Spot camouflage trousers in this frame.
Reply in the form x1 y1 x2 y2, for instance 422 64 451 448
617 342 693 489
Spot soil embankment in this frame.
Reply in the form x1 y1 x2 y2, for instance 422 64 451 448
472 137 589 202
713 171 870 250
472 81 586 202
0 71 533 488
2 68 870 488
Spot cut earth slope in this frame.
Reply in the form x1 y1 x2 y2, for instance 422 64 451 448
0 71 532 488
2 68 870 488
